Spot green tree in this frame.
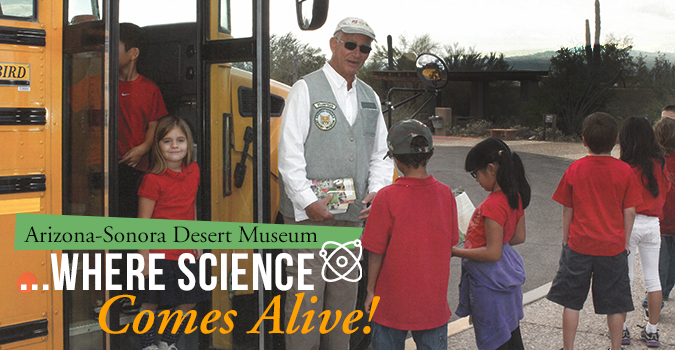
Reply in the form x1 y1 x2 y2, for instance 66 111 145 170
443 43 512 71
635 54 675 118
270 33 326 85
233 33 326 86
528 42 636 135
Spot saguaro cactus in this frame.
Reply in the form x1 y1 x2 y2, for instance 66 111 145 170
593 0 601 67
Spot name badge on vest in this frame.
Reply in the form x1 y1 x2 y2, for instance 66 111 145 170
313 101 337 131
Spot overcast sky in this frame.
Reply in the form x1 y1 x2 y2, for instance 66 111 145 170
269 0 675 57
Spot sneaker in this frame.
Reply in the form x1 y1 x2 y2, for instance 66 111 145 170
142 346 159 350
641 329 660 347
622 328 630 345
606 347 628 350
157 342 178 350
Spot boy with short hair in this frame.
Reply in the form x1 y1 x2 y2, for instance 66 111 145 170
117 22 168 218
662 105 675 120
547 112 643 350
361 119 459 350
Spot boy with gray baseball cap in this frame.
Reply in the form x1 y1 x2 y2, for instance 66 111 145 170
361 119 459 350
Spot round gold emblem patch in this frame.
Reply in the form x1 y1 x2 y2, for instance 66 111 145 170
314 109 337 131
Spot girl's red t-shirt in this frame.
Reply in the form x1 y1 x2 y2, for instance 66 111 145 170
632 159 671 217
464 190 524 249
138 162 200 261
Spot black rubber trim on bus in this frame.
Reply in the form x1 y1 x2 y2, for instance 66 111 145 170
0 174 46 194
237 86 285 118
0 108 47 125
0 26 46 46
0 319 48 345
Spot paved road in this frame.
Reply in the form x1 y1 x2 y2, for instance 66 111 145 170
427 141 578 320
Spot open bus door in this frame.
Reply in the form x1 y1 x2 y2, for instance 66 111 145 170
2 0 330 348
61 0 331 349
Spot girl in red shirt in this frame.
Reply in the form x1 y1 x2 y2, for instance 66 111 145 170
655 118 675 303
452 138 531 350
136 116 208 350
619 117 670 346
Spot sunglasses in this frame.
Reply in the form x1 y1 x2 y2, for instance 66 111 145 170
335 38 372 54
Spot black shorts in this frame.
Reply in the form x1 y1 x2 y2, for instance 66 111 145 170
138 259 211 307
546 244 634 314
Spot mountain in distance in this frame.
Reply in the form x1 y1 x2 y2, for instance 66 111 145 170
506 50 675 71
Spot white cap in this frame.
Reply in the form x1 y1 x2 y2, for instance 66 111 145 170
334 17 376 41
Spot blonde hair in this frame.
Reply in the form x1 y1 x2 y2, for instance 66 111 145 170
148 115 195 174
655 117 675 154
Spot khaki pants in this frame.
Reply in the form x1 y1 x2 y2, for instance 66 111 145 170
283 217 362 350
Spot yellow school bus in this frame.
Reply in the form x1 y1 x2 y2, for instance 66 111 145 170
0 0 348 349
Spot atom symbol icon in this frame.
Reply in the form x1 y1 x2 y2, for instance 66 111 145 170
319 239 362 283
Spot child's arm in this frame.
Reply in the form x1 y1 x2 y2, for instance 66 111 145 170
451 218 503 262
120 120 158 167
509 216 526 246
623 206 636 252
139 249 150 277
138 197 156 276
562 206 573 245
365 251 384 314
138 197 156 219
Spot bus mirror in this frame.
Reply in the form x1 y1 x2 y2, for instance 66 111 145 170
415 53 449 89
296 0 329 31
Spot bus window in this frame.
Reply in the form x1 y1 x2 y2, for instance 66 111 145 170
228 0 252 38
67 0 100 24
119 0 196 27
0 0 36 20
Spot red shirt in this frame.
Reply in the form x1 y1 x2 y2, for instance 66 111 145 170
139 162 199 261
553 156 643 256
632 160 671 217
118 75 167 160
661 151 675 236
464 191 524 249
361 175 459 330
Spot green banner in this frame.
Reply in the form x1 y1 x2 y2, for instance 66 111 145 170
14 214 363 250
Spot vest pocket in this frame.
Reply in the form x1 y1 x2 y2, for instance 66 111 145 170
360 108 379 136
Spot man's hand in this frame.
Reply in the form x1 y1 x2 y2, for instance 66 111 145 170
119 144 148 168
358 192 377 220
305 194 335 222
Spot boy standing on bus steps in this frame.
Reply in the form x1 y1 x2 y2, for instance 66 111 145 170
117 22 168 218
361 119 460 350
547 112 643 350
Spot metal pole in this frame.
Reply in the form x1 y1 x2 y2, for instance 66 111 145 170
104 1 119 349
254 0 271 348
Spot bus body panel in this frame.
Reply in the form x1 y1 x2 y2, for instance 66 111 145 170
0 1 63 349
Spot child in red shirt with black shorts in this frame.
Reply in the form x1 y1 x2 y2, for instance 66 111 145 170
361 119 459 350
136 116 208 350
547 112 643 350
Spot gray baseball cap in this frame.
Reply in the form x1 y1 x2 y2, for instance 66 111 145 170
334 17 376 41
387 119 434 156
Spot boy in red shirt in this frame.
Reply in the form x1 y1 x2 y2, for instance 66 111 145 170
547 112 643 350
117 23 168 218
361 119 459 350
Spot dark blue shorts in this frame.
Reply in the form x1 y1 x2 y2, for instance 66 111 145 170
138 259 210 307
547 244 634 314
